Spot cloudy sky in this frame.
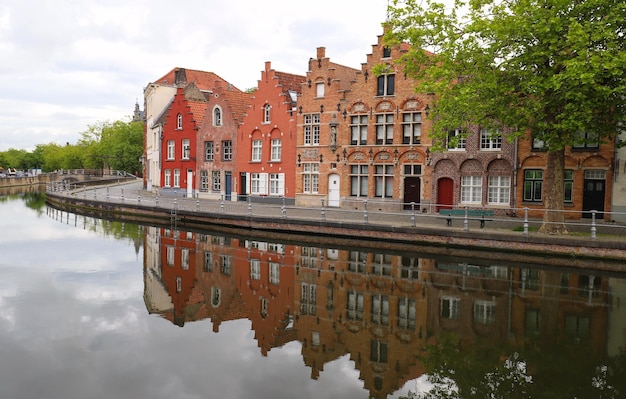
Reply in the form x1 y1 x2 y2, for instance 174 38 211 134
0 0 389 152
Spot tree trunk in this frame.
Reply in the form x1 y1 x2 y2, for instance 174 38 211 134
538 149 569 234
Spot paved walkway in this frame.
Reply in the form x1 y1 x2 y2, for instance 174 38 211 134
52 178 626 245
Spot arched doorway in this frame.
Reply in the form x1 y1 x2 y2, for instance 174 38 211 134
437 178 454 210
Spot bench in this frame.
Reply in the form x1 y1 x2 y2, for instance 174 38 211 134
438 208 495 228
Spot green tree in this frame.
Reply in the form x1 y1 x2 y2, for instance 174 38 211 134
385 0 625 233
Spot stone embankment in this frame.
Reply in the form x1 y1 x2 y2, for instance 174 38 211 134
44 180 626 272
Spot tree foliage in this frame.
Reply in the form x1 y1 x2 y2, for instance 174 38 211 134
385 0 626 233
0 119 144 175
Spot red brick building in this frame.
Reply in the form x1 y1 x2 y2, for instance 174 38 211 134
237 62 305 203
196 80 251 200
159 82 208 197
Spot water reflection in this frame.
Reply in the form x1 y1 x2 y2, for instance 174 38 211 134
143 224 626 398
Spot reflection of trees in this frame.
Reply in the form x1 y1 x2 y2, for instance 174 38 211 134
408 334 626 399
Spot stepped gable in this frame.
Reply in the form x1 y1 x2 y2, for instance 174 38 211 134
213 81 252 127
183 82 209 126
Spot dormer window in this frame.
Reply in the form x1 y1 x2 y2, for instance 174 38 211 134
213 107 222 126
264 104 271 123
177 113 182 129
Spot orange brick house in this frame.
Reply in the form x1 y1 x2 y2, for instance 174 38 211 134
295 32 434 211
237 62 305 203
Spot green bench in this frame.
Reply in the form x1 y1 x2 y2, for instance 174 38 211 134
438 208 495 228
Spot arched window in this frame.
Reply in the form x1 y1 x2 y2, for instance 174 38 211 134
177 113 182 129
213 107 222 126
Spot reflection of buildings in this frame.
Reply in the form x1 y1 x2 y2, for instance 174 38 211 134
143 228 623 398
425 261 612 354
293 247 429 398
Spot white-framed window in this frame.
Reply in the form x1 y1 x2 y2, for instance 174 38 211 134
221 255 231 275
373 253 392 276
349 251 367 273
269 262 280 285
402 112 421 144
376 74 395 96
166 246 175 265
181 248 189 270
350 115 368 145
203 251 213 272
302 163 319 193
205 141 214 161
371 294 389 325
447 128 466 150
269 173 283 196
164 169 171 187
473 300 496 324
441 297 460 320
300 283 317 315
222 140 232 161
176 277 182 293
264 104 271 123
350 165 368 197
480 128 502 150
250 173 266 195
316 81 325 97
374 164 394 198
200 170 209 192
173 169 180 187
347 291 364 321
212 171 221 191
181 139 190 160
167 140 175 160
398 297 416 330
271 139 281 161
213 106 222 126
376 113 394 145
250 259 260 280
304 114 320 145
488 175 511 205
177 113 182 129
211 287 221 306
252 140 262 162
461 175 482 204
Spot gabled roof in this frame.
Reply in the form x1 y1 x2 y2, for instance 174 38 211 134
151 67 243 93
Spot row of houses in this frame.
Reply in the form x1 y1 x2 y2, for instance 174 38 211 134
143 226 622 398
142 28 621 220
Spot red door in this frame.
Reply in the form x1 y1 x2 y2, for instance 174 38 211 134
437 178 454 210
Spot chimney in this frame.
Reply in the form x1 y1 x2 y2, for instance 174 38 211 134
174 68 187 87
316 47 325 59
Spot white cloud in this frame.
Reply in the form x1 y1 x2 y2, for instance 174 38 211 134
0 0 388 151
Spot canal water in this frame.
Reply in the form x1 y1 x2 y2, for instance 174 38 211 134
1 191 626 399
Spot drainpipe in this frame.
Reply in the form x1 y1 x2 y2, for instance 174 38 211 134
512 137 519 216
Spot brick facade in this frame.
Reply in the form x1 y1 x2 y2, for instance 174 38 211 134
237 62 305 203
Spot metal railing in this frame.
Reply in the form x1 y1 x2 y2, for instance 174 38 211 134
46 181 626 240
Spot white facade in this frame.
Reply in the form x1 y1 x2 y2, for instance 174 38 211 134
144 83 176 191
612 128 626 222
